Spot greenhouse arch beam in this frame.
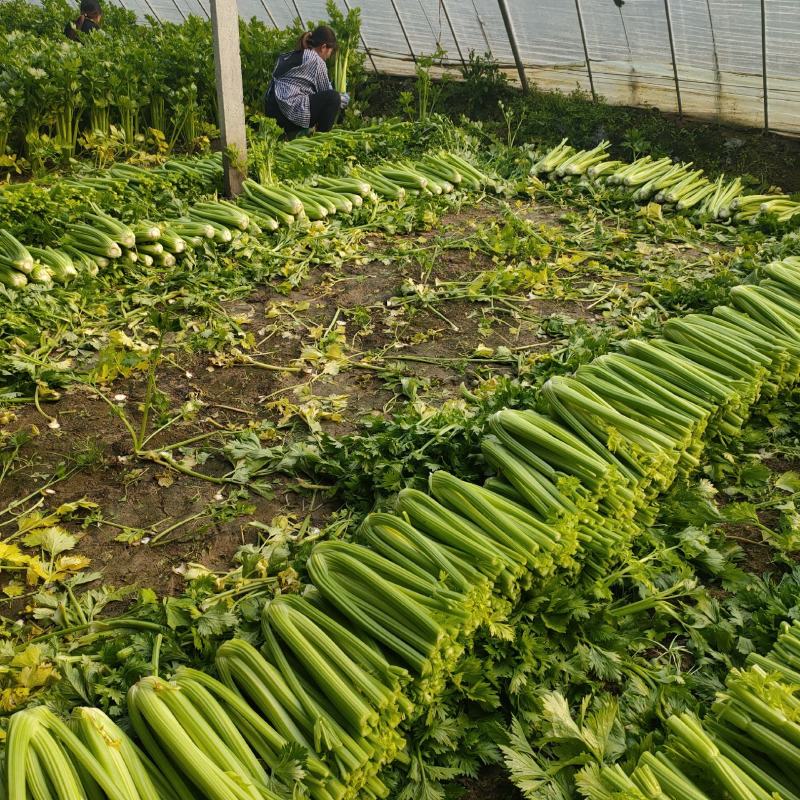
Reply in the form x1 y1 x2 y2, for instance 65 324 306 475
139 0 163 24
472 1 493 58
574 0 596 102
439 0 466 67
662 0 682 117
169 0 188 22
259 0 278 28
193 0 211 21
389 0 416 63
496 0 528 91
340 0 379 75
760 0 769 131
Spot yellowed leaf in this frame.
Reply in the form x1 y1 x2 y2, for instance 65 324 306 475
55 499 99 516
2 582 24 598
16 510 60 535
25 556 50 584
55 554 91 572
18 664 58 689
0 687 30 713
0 542 28 565
11 644 43 668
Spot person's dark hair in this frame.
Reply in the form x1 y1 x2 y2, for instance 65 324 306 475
80 0 101 17
297 25 336 52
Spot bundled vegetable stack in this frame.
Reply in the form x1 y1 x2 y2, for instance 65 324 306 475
0 149 497 296
578 622 800 800
357 152 498 201
239 177 368 226
6 704 169 800
481 408 643 574
128 574 429 800
358 512 504 636
486 371 690 559
529 138 611 178
305 540 477 707
213 593 412 799
128 672 293 800
528 139 800 224
0 228 36 288
58 208 222 273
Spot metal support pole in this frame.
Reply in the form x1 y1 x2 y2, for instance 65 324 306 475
341 0 379 75
496 0 528 91
169 0 187 22
211 0 248 196
290 0 302 23
472 1 494 58
140 0 163 23
194 0 210 21
259 0 278 28
574 0 596 102
440 0 466 67
390 0 416 63
760 0 769 131
662 0 682 116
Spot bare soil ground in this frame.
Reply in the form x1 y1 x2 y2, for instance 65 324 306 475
0 197 753 600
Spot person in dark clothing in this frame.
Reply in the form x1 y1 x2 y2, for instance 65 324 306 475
264 25 350 139
65 0 102 41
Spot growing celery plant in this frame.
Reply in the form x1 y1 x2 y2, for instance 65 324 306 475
326 0 361 95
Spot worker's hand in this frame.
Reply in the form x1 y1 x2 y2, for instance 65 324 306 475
340 92 350 109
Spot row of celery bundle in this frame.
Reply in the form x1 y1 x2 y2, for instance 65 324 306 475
0 199 239 289
491 260 800 562
273 122 410 175
0 151 498 293
1 527 504 799
529 138 800 223
4 254 800 797
1 121 404 232
241 150 495 223
579 618 800 800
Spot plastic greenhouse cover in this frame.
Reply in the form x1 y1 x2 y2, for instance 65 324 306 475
104 0 800 134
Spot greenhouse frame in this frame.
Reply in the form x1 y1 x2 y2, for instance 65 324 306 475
106 0 798 134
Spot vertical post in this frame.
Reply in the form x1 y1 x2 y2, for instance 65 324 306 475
390 0 416 63
662 0 682 116
440 0 466 67
574 0 596 102
211 0 247 196
760 0 769 131
340 0 379 75
496 0 528 91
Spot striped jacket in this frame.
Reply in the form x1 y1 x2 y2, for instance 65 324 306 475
271 49 333 128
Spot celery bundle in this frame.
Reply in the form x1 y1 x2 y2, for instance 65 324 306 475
307 540 468 703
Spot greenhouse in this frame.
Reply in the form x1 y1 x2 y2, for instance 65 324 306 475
3 0 800 798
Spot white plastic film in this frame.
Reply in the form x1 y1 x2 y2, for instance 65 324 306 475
109 0 800 134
